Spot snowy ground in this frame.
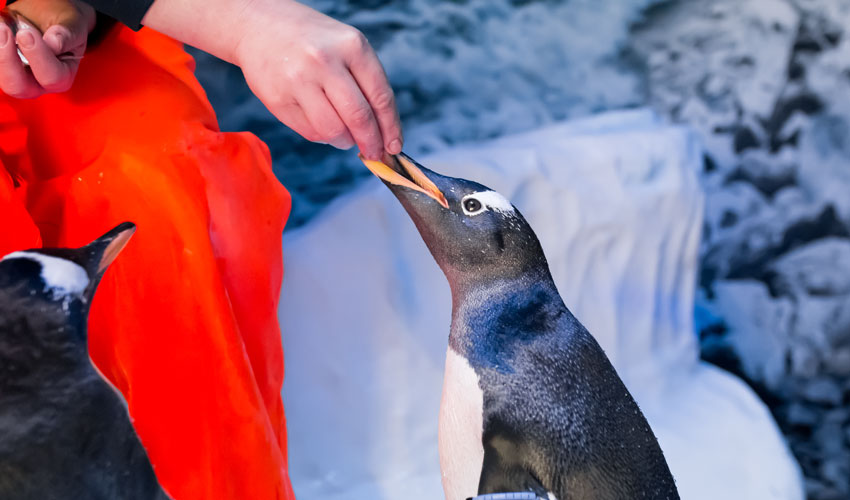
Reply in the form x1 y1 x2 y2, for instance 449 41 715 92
278 112 802 500
192 0 850 498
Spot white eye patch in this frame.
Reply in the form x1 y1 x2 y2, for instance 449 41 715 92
461 190 516 216
2 251 89 298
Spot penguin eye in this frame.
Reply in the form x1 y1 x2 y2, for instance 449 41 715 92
462 196 485 215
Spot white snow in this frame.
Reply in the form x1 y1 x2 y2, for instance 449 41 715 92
278 110 804 500
2 251 89 298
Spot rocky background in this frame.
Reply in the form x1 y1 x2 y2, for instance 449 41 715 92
192 0 850 498
631 1 850 498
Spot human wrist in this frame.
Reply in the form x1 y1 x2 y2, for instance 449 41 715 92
231 0 311 69
142 0 268 65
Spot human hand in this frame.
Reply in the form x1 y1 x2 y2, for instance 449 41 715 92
0 0 95 99
234 0 402 160
143 0 402 160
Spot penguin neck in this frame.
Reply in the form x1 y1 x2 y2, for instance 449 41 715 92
447 267 567 371
0 299 89 392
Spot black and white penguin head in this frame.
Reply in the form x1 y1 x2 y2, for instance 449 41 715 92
0 222 136 328
361 153 548 287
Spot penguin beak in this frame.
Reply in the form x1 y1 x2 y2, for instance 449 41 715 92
359 152 449 209
86 222 137 278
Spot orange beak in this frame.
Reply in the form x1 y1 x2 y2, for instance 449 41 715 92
359 153 449 209
94 223 137 276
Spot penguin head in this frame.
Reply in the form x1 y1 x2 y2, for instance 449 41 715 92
361 153 548 288
0 222 137 334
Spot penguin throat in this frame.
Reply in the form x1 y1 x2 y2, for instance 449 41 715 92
445 262 551 298
448 273 565 365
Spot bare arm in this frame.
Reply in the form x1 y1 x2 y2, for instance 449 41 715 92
143 0 403 160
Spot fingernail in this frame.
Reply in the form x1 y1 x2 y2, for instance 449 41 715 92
50 32 65 50
0 28 8 48
388 139 402 154
17 31 35 50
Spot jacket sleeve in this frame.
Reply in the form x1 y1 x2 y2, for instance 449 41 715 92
80 0 155 31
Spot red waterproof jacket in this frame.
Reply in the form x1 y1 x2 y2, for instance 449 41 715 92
0 20 295 500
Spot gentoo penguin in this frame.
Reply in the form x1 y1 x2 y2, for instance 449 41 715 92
0 223 169 500
360 154 679 500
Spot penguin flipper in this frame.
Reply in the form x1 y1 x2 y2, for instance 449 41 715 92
477 436 550 498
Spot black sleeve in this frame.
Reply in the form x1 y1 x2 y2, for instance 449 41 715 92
80 0 156 31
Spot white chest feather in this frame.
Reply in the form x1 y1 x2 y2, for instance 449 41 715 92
439 348 485 500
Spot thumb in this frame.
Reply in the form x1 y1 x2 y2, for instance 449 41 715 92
39 1 95 57
42 23 83 57
42 24 69 54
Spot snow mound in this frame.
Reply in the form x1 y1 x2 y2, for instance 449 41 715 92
279 110 803 500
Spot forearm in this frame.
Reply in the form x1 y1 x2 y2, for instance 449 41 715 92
142 0 274 65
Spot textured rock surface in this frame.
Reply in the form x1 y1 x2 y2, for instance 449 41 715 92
631 1 850 497
278 112 803 500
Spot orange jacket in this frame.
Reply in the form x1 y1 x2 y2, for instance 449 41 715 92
0 22 295 500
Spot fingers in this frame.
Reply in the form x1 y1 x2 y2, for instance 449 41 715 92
237 7 402 158
346 40 403 155
42 24 76 56
292 64 400 158
18 23 76 93
323 67 385 160
0 19 83 99
0 22 40 98
274 100 323 144
41 2 93 58
296 85 355 150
